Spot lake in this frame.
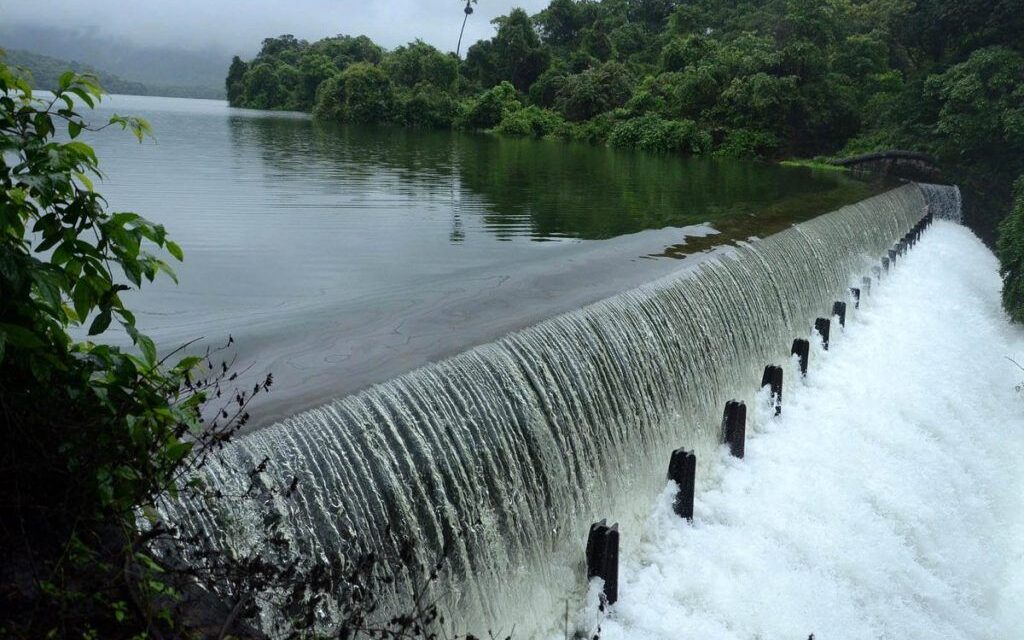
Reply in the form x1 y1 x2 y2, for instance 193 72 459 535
85 95 890 425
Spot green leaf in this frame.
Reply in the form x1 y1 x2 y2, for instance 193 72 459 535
68 87 95 109
68 120 83 139
136 333 157 366
0 323 44 348
165 240 184 261
58 70 75 91
64 141 98 165
88 310 112 336
166 441 193 462
74 171 94 192
29 268 64 306
109 212 142 227
96 468 113 505
176 355 203 370
73 280 94 321
155 260 178 284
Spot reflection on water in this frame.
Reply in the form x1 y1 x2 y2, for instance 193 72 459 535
233 116 888 242
83 95 890 420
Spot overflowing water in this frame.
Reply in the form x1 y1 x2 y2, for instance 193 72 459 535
163 183 941 635
83 96 887 426
919 182 963 222
596 220 1022 639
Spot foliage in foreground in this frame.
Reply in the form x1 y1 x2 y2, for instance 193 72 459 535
0 56 475 639
0 54 222 638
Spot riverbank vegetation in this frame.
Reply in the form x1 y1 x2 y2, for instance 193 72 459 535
0 55 493 639
0 61 253 638
998 178 1024 323
225 0 1024 312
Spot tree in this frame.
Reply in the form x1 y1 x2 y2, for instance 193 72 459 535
313 62 396 123
459 80 522 129
465 8 551 91
894 0 1024 65
535 0 587 48
257 34 307 59
998 177 1024 322
626 0 680 30
608 113 712 153
494 104 566 137
296 53 340 111
397 83 461 128
924 46 1024 161
243 61 282 109
383 40 459 89
225 55 249 105
661 34 715 72
314 34 385 68
0 61 234 637
555 61 634 121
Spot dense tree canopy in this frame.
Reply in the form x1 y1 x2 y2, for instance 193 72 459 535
228 0 1024 309
227 1 1020 164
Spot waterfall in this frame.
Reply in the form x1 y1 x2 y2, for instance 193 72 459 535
919 183 962 222
163 183 942 636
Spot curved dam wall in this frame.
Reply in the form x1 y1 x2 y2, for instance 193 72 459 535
165 183 937 635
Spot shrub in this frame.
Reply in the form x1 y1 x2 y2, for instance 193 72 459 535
608 114 712 153
382 40 458 90
998 176 1024 322
661 35 715 72
0 62 252 638
554 61 634 121
562 110 620 143
528 64 569 107
714 128 780 158
457 80 522 130
494 105 566 137
312 62 395 124
397 83 461 128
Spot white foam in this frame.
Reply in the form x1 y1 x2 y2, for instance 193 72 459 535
591 222 1024 640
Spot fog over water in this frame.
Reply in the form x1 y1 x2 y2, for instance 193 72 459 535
0 0 551 55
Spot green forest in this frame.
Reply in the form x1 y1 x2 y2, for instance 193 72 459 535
2 2 1024 638
226 0 1023 248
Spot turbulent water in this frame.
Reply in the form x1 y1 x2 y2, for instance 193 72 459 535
919 182 963 223
601 219 1020 639
163 183 943 635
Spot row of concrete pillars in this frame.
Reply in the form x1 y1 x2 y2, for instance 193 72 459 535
584 210 935 607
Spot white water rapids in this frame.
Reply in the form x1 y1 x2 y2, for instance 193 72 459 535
592 219 1023 640
160 183 966 636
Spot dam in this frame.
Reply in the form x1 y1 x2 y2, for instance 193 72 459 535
162 182 960 636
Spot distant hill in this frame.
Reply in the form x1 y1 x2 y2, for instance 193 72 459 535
4 48 224 100
0 24 227 99
6 48 146 94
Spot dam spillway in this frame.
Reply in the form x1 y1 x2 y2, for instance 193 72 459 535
164 183 945 635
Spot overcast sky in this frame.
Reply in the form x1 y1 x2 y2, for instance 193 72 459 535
0 0 552 55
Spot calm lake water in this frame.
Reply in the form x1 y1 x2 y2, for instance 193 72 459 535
86 95 889 424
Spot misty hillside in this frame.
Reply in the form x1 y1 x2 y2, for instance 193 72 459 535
0 23 227 98
7 49 146 96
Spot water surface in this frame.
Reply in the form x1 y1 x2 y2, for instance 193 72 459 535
85 95 890 423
